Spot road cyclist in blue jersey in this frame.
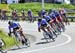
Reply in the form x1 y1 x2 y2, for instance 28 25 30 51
38 18 55 42
43 15 58 38
8 21 29 47
37 9 66 42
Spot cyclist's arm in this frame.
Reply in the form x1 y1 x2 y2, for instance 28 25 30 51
38 22 41 32
8 26 13 36
17 23 22 31
8 26 12 33
38 27 41 32
17 27 22 31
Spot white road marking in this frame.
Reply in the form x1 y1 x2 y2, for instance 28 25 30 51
22 33 72 53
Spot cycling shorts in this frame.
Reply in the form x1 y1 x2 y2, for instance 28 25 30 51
13 27 19 31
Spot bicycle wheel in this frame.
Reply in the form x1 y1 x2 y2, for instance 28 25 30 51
43 32 49 42
59 23 65 32
21 36 30 47
0 39 7 53
47 32 55 42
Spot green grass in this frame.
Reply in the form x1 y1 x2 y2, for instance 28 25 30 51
8 2 75 10
0 29 16 50
8 3 75 16
0 2 75 16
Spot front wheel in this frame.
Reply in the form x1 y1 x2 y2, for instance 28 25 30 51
21 36 30 47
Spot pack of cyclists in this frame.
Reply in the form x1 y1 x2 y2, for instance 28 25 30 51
38 9 66 42
7 9 67 45
0 8 68 52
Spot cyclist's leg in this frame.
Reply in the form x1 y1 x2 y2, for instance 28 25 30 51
19 31 28 45
49 20 59 35
46 26 55 41
13 30 21 42
57 16 65 32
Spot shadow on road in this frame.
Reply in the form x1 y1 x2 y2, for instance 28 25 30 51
8 46 27 51
36 41 54 45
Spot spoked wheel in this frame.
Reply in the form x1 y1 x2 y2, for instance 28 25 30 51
51 23 61 35
0 39 7 53
59 23 65 32
43 32 49 42
25 38 30 47
21 36 30 47
43 32 55 42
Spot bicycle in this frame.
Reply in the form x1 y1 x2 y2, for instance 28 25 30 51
8 31 30 48
43 31 55 42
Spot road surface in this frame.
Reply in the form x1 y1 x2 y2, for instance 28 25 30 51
0 21 75 53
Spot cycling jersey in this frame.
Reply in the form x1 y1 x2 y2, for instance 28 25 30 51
54 12 60 17
9 22 20 31
38 18 48 28
45 16 51 22
50 12 56 19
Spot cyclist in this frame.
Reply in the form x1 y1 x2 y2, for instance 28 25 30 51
49 11 62 33
51 10 63 23
43 15 54 30
38 18 55 41
44 15 53 26
45 15 57 36
49 12 58 24
53 10 65 31
8 21 27 45
59 8 70 25
41 10 47 17
59 8 66 21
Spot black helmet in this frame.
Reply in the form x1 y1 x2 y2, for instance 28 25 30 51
8 21 13 24
38 18 42 22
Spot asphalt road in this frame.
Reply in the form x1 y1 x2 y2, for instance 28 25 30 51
0 21 75 53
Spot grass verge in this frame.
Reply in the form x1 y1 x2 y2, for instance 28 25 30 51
0 29 17 50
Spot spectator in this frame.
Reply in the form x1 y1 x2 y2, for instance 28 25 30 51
27 9 33 22
38 11 42 18
0 9 1 19
12 9 18 21
21 10 26 21
1 10 8 20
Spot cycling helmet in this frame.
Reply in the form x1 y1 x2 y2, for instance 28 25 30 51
38 18 42 22
8 20 13 24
